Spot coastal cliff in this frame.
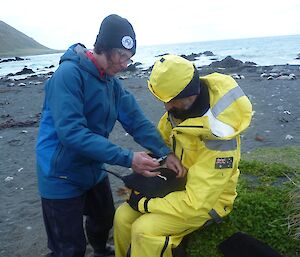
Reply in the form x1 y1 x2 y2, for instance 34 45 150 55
0 20 63 58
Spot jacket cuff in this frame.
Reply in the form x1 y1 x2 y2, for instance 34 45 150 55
160 146 172 157
124 150 134 168
138 197 150 213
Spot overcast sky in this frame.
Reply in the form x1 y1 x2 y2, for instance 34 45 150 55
1 0 300 50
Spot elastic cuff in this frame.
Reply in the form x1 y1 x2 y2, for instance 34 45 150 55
144 199 150 213
126 150 134 168
138 197 149 213
161 146 172 156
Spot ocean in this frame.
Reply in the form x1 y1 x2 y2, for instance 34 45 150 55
1 34 300 78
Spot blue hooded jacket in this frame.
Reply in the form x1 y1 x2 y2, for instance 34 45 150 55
36 44 171 199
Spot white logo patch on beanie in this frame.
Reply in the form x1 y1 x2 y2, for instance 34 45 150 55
122 36 134 49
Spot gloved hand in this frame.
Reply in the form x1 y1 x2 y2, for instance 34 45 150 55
127 191 148 212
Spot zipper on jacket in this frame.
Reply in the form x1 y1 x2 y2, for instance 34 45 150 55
104 81 113 131
172 135 176 153
180 148 184 161
177 125 204 128
160 236 170 257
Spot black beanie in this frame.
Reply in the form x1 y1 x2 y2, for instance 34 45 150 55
94 14 136 55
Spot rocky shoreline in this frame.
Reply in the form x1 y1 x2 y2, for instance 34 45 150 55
0 55 300 257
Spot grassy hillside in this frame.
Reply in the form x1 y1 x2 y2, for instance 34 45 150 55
0 21 63 57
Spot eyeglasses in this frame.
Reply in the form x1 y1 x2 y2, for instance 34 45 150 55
114 49 133 66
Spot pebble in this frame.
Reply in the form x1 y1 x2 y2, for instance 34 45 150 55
118 75 128 80
261 72 296 80
285 135 294 140
231 74 245 79
255 134 265 142
4 176 14 182
260 73 268 78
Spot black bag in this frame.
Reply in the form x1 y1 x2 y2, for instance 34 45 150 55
218 232 284 257
122 167 187 198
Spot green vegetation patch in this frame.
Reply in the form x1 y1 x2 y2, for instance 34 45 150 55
287 173 300 242
242 146 300 169
186 152 300 257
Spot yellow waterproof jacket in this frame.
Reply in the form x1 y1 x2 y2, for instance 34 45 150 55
139 73 252 224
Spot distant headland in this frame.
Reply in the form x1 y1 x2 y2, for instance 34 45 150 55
0 20 64 58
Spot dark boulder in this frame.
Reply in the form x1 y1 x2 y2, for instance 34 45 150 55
124 62 142 72
208 56 256 69
209 56 244 68
0 57 25 63
15 67 34 75
155 53 170 57
180 53 201 61
245 61 257 66
202 51 215 56
15 57 24 61
44 65 55 69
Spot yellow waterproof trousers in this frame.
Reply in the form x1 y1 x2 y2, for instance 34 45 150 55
114 203 208 257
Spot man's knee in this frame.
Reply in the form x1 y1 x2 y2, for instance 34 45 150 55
115 203 140 228
131 215 155 238
115 204 129 226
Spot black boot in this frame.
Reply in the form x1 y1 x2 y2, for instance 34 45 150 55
172 237 187 257
94 243 115 257
87 230 115 257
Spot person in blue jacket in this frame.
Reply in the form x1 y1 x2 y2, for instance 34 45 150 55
36 14 185 257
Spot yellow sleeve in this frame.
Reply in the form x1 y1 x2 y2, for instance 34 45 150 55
157 112 172 148
144 146 239 220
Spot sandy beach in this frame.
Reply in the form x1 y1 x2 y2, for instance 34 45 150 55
0 62 300 257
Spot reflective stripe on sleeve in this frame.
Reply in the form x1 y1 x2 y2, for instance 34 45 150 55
204 138 237 151
211 86 245 117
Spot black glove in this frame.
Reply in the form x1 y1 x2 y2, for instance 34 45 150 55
127 191 147 212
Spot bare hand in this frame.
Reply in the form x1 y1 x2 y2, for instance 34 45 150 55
165 153 187 178
131 152 160 177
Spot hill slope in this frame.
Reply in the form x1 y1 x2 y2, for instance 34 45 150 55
0 21 63 57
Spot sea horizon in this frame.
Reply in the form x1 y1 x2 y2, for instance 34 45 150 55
1 34 300 77
139 33 300 48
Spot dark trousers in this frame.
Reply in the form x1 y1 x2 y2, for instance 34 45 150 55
41 176 115 257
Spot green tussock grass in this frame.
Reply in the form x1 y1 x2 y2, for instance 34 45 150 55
242 146 300 169
186 146 300 257
287 173 300 241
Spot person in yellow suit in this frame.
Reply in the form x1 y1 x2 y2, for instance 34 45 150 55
114 54 252 257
